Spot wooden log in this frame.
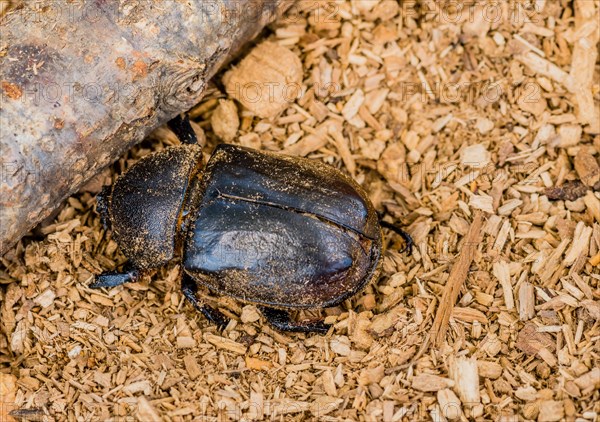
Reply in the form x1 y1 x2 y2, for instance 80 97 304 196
0 0 290 254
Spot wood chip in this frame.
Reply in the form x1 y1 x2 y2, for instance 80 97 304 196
516 52 576 92
469 194 494 214
477 361 503 379
564 221 592 266
574 150 600 188
451 357 480 406
224 41 302 118
517 323 556 366
33 289 55 308
461 144 490 168
0 373 17 422
245 356 273 371
411 374 455 392
493 261 514 310
204 333 247 354
574 368 600 390
358 365 384 386
136 396 161 422
342 88 364 122
557 124 583 147
545 180 589 201
210 99 239 142
452 307 489 324
431 212 484 345
538 400 564 422
437 388 462 420
518 282 535 321
123 380 152 395
176 336 196 349
183 354 202 380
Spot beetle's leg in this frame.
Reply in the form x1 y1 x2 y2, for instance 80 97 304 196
181 272 229 329
167 113 198 145
95 184 112 230
90 263 140 288
380 220 414 255
259 306 331 334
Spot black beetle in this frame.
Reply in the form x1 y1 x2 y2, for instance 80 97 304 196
92 114 412 334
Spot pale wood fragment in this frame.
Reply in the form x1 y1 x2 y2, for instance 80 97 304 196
477 361 503 379
564 222 592 266
518 282 535 321
204 333 247 354
574 149 600 187
570 0 600 127
516 52 576 92
136 397 161 422
538 400 564 422
210 99 239 142
451 357 480 407
493 261 514 310
183 354 202 380
431 212 484 346
411 374 455 392
224 41 303 118
437 389 462 420
0 373 17 422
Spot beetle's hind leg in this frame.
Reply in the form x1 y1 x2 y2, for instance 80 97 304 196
90 263 140 288
380 220 414 255
181 273 229 329
259 307 331 334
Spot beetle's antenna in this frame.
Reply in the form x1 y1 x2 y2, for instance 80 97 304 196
168 113 198 145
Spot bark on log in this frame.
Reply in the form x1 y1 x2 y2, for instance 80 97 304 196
0 0 290 255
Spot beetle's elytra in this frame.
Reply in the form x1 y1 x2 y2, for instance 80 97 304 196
93 114 412 334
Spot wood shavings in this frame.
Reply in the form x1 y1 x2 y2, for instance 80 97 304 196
1 2 599 420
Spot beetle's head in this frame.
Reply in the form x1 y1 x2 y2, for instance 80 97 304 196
105 145 203 269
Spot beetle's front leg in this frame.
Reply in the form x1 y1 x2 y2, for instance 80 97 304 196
167 113 198 145
90 262 140 288
95 185 112 231
181 272 229 329
259 307 331 334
